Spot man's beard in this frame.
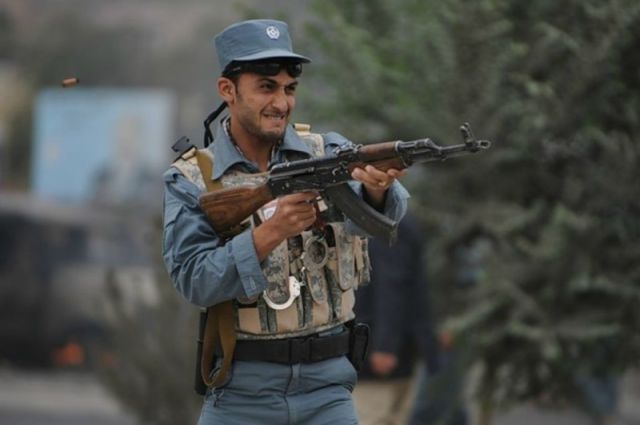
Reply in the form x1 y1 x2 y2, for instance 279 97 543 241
238 115 286 144
256 127 285 144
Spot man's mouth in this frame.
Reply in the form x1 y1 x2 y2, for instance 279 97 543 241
263 113 286 122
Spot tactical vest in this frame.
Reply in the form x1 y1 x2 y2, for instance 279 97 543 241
172 127 371 341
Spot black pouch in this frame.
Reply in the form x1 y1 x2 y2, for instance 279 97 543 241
347 322 370 371
194 309 207 396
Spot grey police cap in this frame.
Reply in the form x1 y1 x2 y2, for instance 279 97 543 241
214 19 311 72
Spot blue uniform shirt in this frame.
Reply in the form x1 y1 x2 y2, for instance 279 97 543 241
162 122 409 307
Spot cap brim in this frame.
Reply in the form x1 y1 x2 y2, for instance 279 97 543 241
234 48 311 63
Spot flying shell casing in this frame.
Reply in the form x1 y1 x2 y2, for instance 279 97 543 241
61 77 80 87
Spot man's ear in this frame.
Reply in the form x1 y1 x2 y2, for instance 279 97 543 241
217 77 236 105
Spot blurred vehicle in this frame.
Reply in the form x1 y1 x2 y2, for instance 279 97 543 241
0 87 173 367
0 192 158 368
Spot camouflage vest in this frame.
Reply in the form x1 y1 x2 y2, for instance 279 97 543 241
172 127 371 340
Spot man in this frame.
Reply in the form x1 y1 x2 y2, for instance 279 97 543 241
162 19 408 425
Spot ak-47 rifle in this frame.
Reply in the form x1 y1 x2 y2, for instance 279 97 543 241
199 123 491 244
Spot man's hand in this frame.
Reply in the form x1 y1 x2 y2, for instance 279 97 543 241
253 191 318 260
351 165 406 209
268 192 318 238
369 351 399 377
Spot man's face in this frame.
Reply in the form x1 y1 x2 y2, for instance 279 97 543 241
229 70 298 144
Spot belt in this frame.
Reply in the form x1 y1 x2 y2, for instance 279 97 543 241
231 329 351 365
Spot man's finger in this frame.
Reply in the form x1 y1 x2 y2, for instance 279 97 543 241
352 167 378 185
364 165 389 179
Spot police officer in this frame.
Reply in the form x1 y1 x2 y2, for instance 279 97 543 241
162 19 409 425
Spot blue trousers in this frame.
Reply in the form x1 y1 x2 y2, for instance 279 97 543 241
197 356 359 425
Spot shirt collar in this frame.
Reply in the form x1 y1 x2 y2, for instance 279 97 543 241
209 120 314 179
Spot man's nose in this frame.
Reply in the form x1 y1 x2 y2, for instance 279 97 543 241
271 89 289 110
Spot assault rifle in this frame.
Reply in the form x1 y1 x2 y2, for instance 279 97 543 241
199 123 491 244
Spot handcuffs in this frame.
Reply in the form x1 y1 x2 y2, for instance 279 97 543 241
263 235 329 310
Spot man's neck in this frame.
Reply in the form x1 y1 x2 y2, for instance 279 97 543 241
227 119 276 172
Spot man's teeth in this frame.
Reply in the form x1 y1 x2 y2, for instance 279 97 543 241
265 114 285 120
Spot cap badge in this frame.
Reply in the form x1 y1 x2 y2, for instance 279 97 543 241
266 25 280 40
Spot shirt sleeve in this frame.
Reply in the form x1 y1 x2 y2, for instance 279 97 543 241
162 168 268 307
322 132 410 236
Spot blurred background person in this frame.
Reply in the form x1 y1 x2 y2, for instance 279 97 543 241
352 211 467 425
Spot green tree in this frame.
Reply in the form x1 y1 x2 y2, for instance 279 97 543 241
302 0 640 421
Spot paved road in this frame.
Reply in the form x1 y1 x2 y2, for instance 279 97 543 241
353 369 640 425
0 367 136 425
492 372 640 425
1 366 639 425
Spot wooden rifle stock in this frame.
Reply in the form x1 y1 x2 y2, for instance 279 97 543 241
199 184 274 234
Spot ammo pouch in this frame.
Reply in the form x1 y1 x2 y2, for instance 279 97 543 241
346 321 370 371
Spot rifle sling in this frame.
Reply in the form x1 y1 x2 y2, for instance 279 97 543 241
195 150 237 389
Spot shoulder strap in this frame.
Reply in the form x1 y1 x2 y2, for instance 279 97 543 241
195 149 220 192
201 301 235 388
191 149 236 389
